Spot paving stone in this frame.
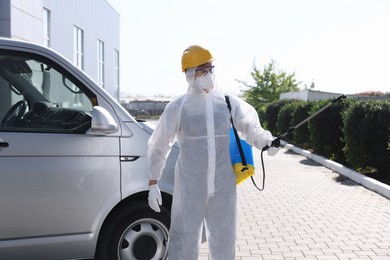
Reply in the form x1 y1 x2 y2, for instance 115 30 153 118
198 148 390 259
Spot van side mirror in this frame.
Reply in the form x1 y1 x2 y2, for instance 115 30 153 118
88 106 118 134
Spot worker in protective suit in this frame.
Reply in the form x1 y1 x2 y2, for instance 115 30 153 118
147 45 280 260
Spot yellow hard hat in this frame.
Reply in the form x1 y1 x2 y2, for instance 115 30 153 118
181 45 215 72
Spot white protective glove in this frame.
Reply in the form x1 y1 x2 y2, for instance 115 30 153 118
148 184 162 212
267 139 281 156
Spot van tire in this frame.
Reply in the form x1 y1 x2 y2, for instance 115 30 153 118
95 201 171 260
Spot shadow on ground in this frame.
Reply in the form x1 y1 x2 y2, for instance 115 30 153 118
283 149 359 186
333 174 359 186
283 150 322 167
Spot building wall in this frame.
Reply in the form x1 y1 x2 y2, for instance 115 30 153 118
279 89 388 101
280 89 344 101
0 0 120 100
9 0 43 42
0 1 12 37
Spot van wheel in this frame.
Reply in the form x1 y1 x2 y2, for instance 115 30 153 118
96 201 170 260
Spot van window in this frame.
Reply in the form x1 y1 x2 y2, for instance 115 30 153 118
0 51 96 133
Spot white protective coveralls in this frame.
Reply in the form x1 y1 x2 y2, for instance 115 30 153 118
147 67 273 260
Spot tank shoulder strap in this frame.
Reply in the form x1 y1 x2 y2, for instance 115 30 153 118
225 95 247 166
225 95 266 191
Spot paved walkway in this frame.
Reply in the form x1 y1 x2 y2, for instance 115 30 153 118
199 148 390 259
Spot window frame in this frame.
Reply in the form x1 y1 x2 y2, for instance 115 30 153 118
97 40 104 88
43 8 51 47
73 25 84 70
114 49 120 100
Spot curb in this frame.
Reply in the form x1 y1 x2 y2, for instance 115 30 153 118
282 142 390 200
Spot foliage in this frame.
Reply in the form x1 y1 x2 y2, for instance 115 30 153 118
291 101 312 149
308 99 349 163
262 98 390 184
276 102 298 142
342 100 390 177
263 99 295 135
275 101 313 148
238 60 300 112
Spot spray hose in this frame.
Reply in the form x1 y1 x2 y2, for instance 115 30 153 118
252 95 346 191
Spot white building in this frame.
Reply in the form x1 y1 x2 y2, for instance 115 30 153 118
280 89 345 101
280 89 389 101
0 0 120 100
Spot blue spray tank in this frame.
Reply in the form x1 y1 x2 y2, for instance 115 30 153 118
229 128 255 184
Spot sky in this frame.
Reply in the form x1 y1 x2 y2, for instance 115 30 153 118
107 0 390 98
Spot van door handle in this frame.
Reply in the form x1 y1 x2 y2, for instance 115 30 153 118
0 142 9 148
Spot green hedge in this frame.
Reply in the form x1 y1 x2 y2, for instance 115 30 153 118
263 98 390 181
263 99 295 135
308 99 348 163
277 102 298 142
343 100 390 177
291 101 312 149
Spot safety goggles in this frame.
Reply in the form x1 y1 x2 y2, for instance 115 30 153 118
195 65 214 76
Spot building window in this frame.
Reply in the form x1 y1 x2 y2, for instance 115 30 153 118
73 26 84 70
114 49 120 99
97 40 105 88
43 8 51 47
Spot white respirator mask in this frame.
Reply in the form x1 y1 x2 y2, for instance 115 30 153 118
196 72 215 91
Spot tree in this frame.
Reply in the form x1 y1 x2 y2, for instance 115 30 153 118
238 60 301 112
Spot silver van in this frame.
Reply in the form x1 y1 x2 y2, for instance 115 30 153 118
0 38 177 260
